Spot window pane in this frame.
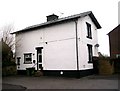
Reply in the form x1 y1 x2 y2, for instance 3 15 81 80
24 53 32 64
38 54 42 62
39 64 42 68
86 22 92 39
26 58 31 61
87 44 93 63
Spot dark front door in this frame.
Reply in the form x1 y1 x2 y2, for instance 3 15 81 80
36 47 43 70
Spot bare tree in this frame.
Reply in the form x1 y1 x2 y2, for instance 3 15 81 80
1 24 22 60
0 24 18 76
1 24 15 51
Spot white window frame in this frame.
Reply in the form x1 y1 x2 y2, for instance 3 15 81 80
24 53 32 64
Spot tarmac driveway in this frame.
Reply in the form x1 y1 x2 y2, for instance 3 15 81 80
2 74 119 90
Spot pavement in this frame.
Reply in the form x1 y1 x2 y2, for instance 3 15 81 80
2 83 26 90
2 74 119 90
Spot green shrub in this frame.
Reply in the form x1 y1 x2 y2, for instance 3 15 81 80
2 66 17 76
2 60 16 67
2 59 17 76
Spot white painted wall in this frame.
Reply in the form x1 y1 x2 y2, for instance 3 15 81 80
16 21 77 70
16 29 44 70
43 22 77 70
15 15 99 71
77 16 98 70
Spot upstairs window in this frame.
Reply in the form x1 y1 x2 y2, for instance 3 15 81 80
86 22 92 39
87 44 93 63
24 53 32 64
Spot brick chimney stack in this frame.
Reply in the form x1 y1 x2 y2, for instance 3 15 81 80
46 14 59 22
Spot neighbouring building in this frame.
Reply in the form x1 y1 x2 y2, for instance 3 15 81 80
12 11 101 77
108 24 120 59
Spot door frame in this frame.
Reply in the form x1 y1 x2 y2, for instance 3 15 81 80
36 47 43 71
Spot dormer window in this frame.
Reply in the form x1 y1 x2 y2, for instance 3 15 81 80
86 22 92 39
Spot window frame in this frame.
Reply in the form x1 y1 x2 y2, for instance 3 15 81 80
86 22 92 39
24 53 32 64
87 44 93 63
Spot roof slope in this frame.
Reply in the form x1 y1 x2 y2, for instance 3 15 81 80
108 24 120 35
12 11 101 34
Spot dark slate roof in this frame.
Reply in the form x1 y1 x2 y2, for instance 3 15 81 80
12 11 101 34
108 24 120 35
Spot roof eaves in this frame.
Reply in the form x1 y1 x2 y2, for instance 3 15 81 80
89 12 101 29
11 11 101 34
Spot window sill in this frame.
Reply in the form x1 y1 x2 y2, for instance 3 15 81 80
87 36 92 39
24 62 32 64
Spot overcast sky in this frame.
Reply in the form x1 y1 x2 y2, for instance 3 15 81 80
0 0 119 55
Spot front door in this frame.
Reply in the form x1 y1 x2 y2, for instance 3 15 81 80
36 47 43 70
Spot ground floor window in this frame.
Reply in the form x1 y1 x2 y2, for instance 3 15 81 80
87 44 93 63
24 53 32 64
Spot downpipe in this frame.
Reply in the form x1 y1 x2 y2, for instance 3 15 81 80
74 19 80 78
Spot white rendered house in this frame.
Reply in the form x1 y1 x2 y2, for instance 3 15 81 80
12 11 101 77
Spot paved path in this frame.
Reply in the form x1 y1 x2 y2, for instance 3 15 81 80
2 75 119 90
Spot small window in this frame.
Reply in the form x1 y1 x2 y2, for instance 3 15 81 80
87 44 93 63
24 53 32 64
86 22 92 39
17 57 21 65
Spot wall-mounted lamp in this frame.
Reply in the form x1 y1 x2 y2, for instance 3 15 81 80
95 44 99 47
